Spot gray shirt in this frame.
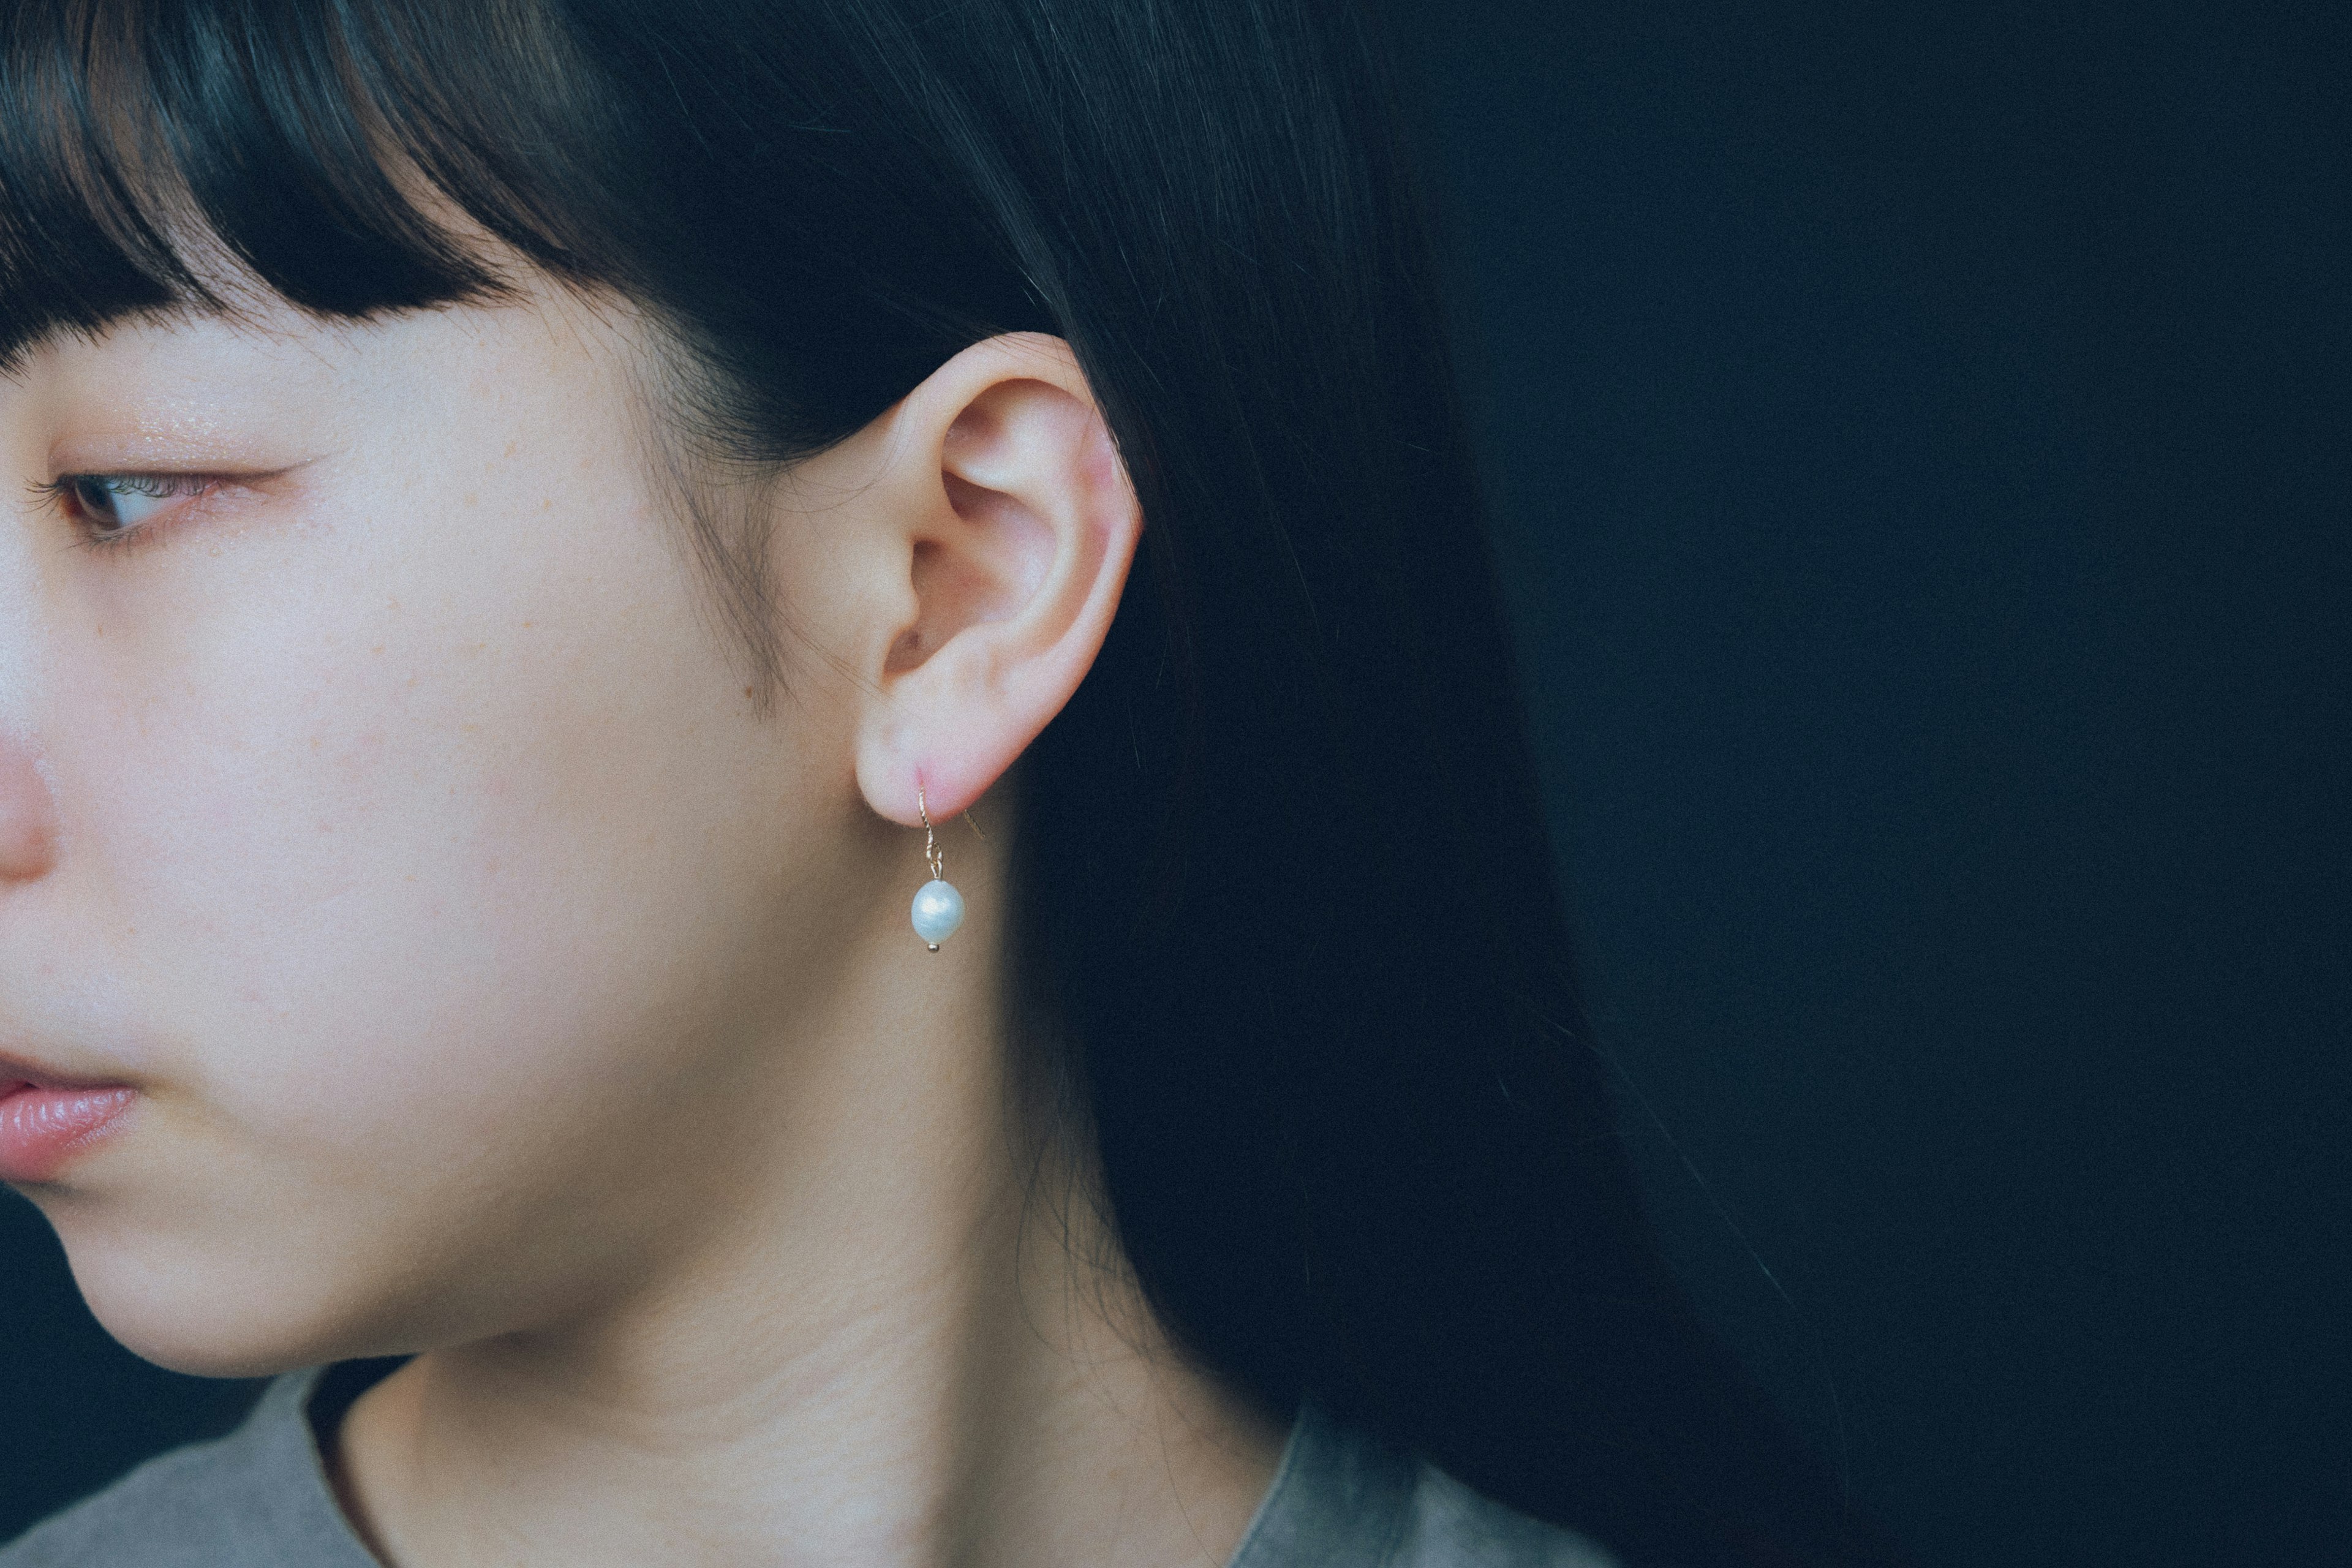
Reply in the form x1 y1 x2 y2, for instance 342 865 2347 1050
2 1362 1615 1566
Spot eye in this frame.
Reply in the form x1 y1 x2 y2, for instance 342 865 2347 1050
40 473 219 549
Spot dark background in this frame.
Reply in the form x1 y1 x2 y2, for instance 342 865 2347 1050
4 2 2346 1564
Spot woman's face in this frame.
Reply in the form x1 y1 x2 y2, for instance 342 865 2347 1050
0 284 884 1374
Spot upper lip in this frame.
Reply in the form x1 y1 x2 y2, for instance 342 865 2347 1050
0 1047 129 1094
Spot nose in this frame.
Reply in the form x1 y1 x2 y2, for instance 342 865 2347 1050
0 728 60 883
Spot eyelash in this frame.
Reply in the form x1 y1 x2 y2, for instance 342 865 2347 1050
29 472 222 554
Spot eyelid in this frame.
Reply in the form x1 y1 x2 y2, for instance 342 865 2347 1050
42 466 290 500
31 457 311 541
36 469 226 503
91 472 214 494
32 469 247 551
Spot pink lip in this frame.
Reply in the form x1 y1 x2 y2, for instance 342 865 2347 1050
0 1071 138 1185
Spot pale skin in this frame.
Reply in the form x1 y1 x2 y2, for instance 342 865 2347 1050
0 271 1286 1566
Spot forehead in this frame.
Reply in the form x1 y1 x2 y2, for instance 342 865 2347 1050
17 259 628 375
6 304 360 457
5 286 666 488
0 222 486 372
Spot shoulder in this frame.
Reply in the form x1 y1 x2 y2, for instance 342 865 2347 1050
1232 1400 1618 1568
0 1370 378 1568
1392 1462 1618 1568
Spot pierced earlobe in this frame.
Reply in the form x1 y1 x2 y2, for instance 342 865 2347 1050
910 786 966 952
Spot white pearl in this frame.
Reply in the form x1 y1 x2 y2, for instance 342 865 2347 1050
911 880 965 950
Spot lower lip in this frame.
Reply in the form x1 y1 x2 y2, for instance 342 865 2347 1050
0 1082 138 1184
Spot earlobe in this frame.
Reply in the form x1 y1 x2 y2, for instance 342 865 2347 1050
851 334 1141 829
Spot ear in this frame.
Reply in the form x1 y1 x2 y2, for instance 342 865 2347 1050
849 333 1142 826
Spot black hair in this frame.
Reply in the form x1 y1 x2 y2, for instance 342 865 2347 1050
0 2 1906 1563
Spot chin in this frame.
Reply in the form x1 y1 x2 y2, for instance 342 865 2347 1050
53 1218 388 1381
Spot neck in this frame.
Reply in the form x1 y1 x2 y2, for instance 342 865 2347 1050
327 838 1287 1568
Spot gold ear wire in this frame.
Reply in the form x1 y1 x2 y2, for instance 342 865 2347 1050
919 786 945 882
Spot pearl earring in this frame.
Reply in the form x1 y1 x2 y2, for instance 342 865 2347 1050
910 786 965 952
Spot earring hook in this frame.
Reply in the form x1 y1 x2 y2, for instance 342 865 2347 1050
918 785 944 882
910 783 965 952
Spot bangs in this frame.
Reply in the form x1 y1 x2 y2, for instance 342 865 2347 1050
0 0 627 369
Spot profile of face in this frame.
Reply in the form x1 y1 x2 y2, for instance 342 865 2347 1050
0 271 1142 1379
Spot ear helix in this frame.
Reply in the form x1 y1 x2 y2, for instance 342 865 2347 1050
911 786 966 952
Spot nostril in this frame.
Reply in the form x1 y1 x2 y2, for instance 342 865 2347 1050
0 741 62 884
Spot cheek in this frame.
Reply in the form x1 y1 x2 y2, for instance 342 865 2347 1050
43 442 809 1234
